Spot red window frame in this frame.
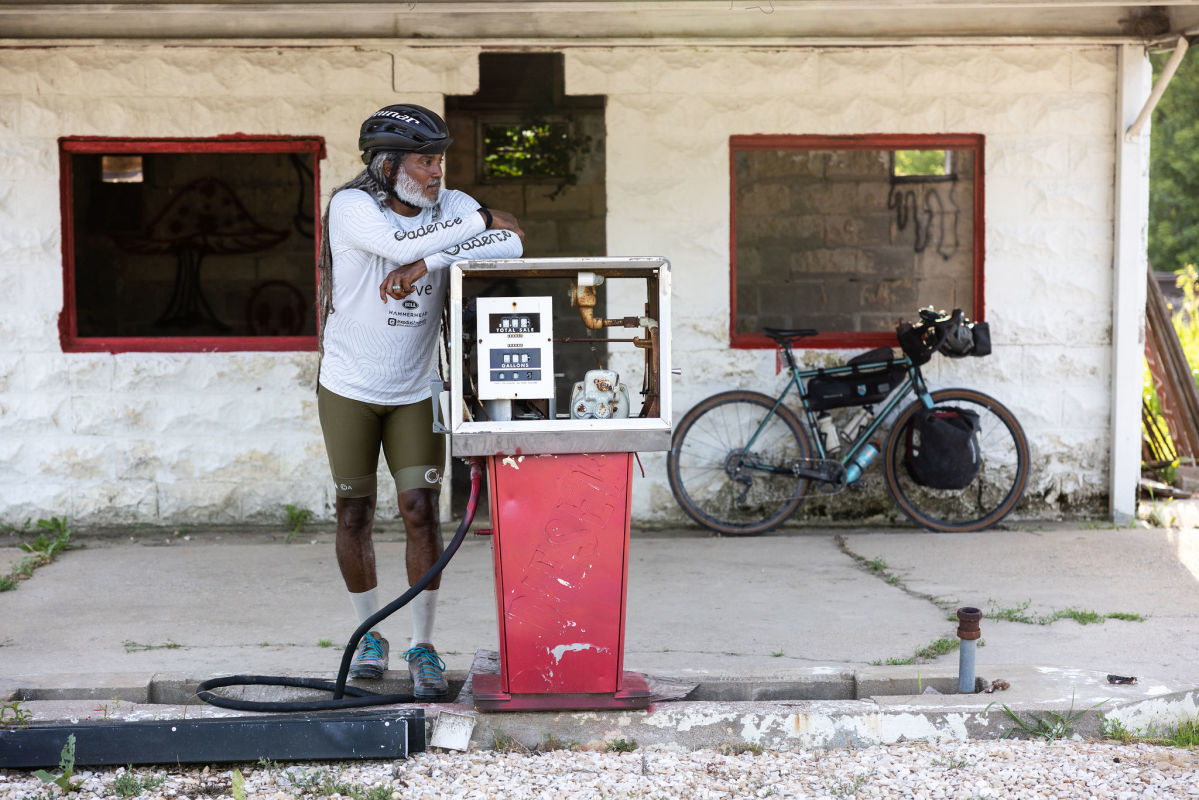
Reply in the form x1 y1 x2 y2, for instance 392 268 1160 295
58 136 326 353
729 133 985 350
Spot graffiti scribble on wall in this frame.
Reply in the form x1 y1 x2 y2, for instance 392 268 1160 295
887 182 961 261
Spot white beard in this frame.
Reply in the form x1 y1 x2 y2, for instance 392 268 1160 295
394 164 441 209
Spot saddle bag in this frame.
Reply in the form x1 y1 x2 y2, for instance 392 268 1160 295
905 406 982 490
806 347 905 411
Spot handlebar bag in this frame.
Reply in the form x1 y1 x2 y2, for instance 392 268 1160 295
806 349 905 411
904 406 982 490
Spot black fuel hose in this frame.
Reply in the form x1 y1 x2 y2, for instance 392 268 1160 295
196 457 484 712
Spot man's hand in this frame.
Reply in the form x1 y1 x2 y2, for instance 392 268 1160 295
481 208 526 243
380 259 429 302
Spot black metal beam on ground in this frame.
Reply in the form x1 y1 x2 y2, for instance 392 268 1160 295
0 710 424 768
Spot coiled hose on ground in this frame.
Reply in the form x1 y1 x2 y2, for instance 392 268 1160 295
195 457 484 712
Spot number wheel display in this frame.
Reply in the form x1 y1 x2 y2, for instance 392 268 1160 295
668 391 813 535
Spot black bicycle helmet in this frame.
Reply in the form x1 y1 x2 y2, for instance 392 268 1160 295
358 104 452 163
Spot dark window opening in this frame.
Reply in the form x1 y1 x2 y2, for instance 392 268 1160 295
60 137 324 353
445 52 608 516
730 134 984 349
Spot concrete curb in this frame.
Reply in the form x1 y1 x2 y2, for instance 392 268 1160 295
5 664 1197 754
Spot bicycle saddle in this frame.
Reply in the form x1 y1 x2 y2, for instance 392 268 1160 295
763 327 818 342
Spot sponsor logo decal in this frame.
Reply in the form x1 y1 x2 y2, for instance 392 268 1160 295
372 110 420 124
393 217 463 242
442 230 514 257
425 468 442 485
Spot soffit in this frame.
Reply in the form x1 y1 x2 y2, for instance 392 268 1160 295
2 1 1198 42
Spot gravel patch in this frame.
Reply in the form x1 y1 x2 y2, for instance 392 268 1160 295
2 740 1196 799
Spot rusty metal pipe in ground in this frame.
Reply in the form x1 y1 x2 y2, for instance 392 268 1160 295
956 607 982 693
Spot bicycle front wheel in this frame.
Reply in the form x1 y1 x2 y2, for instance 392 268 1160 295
883 388 1030 532
667 390 813 535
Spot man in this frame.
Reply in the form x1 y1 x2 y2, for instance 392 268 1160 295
317 104 524 699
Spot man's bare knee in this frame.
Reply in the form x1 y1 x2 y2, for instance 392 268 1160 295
338 496 375 537
398 488 438 528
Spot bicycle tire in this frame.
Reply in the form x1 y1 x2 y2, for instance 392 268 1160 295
883 388 1030 532
667 390 813 535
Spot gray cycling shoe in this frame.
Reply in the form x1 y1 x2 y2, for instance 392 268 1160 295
403 643 448 700
348 631 389 680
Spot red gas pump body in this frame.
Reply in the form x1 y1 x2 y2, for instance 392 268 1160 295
473 452 650 711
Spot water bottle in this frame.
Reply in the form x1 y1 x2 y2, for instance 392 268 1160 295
844 441 880 483
817 412 840 454
842 407 874 442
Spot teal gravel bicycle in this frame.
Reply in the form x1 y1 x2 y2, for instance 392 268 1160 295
667 309 1030 534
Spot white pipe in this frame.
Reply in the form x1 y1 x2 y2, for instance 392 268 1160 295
1126 35 1190 139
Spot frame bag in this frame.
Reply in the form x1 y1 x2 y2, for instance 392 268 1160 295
806 347 905 411
905 406 982 490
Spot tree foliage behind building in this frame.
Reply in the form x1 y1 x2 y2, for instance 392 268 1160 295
1150 48 1199 273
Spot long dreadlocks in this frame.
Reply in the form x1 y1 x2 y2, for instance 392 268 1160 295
317 151 403 355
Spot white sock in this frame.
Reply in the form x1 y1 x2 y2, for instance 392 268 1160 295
349 588 381 637
409 589 438 648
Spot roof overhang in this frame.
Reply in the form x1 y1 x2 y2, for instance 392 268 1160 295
2 1 1199 44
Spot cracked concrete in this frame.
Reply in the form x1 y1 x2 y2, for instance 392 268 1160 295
2 518 1198 754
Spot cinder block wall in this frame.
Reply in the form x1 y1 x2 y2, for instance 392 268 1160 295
0 43 1118 526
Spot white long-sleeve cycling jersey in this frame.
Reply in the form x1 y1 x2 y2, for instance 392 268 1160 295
319 188 524 405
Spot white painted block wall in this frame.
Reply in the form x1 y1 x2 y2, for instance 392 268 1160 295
567 46 1120 522
0 42 1121 526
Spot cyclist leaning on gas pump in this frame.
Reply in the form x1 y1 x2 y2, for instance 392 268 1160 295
316 104 525 699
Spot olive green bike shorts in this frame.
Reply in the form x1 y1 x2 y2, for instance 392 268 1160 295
317 385 445 498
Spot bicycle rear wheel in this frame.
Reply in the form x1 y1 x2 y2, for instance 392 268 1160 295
667 390 813 535
883 388 1030 532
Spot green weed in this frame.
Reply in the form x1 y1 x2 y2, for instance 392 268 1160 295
605 737 638 752
1 517 73 592
771 648 784 657
112 766 167 798
827 771 874 798
123 639 182 653
0 517 33 535
21 517 71 557
285 504 313 542
232 769 246 800
1101 714 1199 747
292 768 395 800
986 693 1106 741
491 728 529 753
318 638 334 648
986 599 1147 626
914 638 959 660
985 599 1039 624
33 734 83 794
1154 717 1199 747
1099 716 1137 744
873 635 960 666
93 695 121 721
538 733 576 751
1 699 32 728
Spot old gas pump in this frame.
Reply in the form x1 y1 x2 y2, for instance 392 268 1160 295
439 257 671 711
